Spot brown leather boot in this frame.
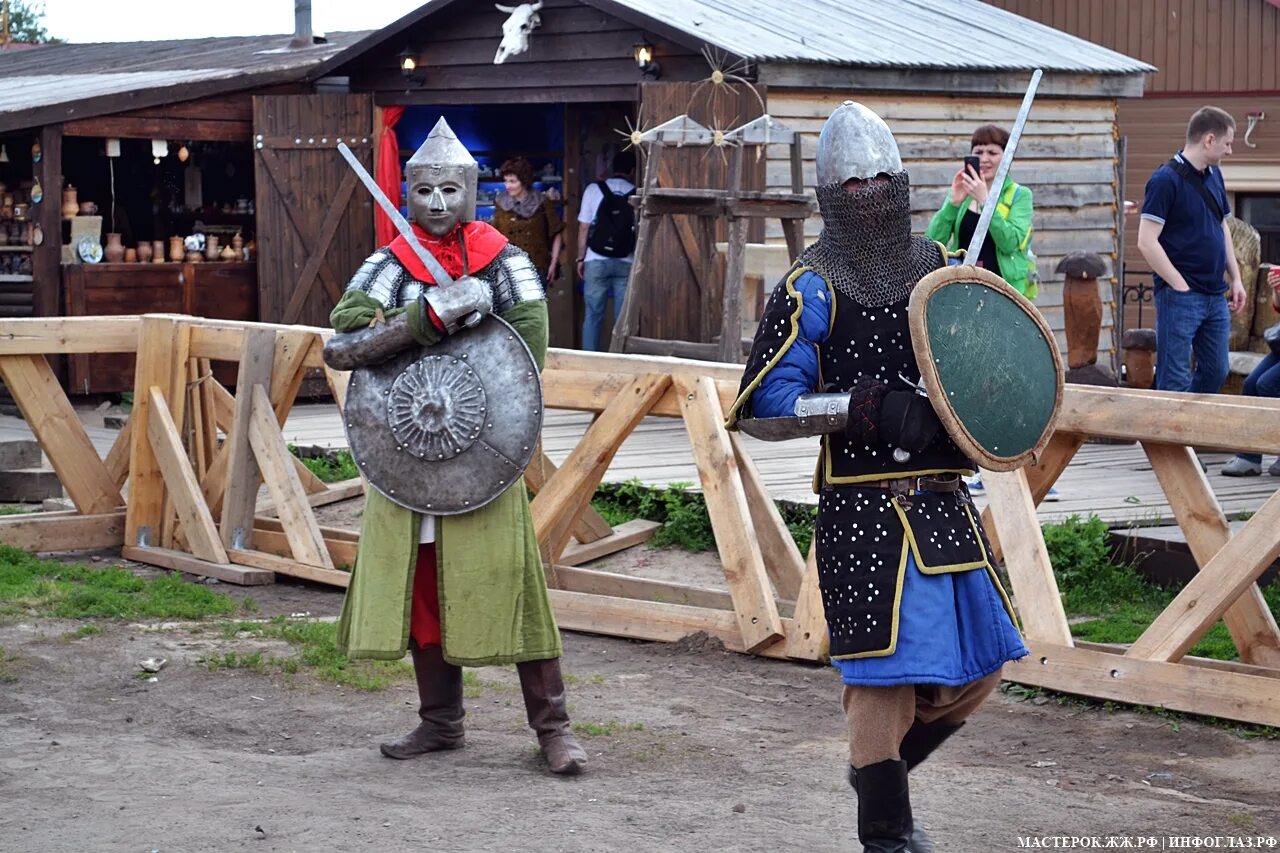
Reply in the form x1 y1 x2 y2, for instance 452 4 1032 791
380 643 465 759
516 657 588 775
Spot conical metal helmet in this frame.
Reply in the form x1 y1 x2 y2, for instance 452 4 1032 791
406 117 478 224
815 101 902 187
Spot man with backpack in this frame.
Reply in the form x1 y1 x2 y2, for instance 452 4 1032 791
1137 106 1247 394
575 149 637 350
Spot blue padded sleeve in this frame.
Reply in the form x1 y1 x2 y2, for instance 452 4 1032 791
750 270 832 418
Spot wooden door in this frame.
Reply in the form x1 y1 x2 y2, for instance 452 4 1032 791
253 94 375 327
636 81 766 343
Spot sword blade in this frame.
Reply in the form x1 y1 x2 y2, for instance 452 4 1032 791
336 142 455 288
963 69 1042 261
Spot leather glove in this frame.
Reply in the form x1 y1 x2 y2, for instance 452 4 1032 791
421 275 493 335
878 389 942 454
845 377 889 443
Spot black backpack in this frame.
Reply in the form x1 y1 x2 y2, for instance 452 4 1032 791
587 180 637 258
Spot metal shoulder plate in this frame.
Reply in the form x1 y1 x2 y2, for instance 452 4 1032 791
346 247 417 309
485 244 545 314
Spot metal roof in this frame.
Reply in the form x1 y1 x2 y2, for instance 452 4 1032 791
595 0 1154 74
0 32 369 132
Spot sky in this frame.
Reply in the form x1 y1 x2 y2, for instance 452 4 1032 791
40 0 427 43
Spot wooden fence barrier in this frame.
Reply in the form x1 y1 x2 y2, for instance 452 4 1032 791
2 316 1280 725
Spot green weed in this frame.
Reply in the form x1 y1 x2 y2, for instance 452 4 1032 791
0 645 22 682
0 505 35 516
61 625 102 641
289 445 359 483
0 545 237 620
572 719 645 737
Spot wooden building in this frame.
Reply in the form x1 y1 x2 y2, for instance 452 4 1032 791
985 0 1280 345
0 27 370 392
318 0 1150 355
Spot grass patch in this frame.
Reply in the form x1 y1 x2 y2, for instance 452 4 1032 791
0 545 239 620
0 645 23 683
1043 514 1280 662
206 616 412 691
0 504 35 516
61 625 102 641
289 445 358 483
572 719 645 737
591 479 817 553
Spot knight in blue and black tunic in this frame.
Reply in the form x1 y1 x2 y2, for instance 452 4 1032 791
725 102 1027 853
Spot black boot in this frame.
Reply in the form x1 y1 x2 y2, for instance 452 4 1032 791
516 657 588 775
851 759 913 853
380 644 465 759
900 720 964 771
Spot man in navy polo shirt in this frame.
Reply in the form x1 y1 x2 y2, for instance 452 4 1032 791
1137 106 1247 393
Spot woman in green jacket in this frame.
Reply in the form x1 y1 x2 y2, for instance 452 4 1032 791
925 124 1037 298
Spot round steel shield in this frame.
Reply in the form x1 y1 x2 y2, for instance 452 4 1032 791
908 266 1063 472
343 315 543 514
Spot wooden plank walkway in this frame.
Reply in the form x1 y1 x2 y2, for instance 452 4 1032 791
4 405 1276 528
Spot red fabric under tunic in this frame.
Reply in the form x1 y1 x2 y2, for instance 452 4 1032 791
396 221 511 649
410 544 442 648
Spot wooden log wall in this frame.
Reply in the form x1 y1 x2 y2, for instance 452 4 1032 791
763 91 1121 358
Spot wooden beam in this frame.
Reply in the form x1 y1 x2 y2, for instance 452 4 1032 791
0 317 140 355
145 386 228 564
63 115 251 142
126 317 181 547
122 544 274 586
1057 386 1280 453
255 478 363 515
525 449 615 544
1007 641 1280 728
159 322 192 550
219 329 276 551
531 373 672 579
1125 487 1280 663
981 467 1073 646
553 564 745 612
250 527 357 571
227 547 350 588
247 385 334 570
981 431 1084 562
558 518 661 567
1143 441 1280 668
676 374 785 653
730 432 804 600
0 354 123 515
0 510 125 553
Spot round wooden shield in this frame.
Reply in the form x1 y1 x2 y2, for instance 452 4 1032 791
908 265 1063 472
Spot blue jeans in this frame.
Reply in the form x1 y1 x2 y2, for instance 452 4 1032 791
1154 287 1230 394
582 258 631 351
1235 351 1280 464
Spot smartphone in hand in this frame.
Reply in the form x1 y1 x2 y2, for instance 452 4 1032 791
963 155 982 179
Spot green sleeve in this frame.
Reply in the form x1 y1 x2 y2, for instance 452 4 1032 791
329 289 442 347
500 299 549 372
925 196 964 247
987 185 1033 254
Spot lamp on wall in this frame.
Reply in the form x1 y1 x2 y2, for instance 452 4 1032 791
399 46 424 83
633 40 660 80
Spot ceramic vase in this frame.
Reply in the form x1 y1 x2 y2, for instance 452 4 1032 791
151 240 165 263
61 185 79 219
204 235 220 262
137 242 153 263
169 236 184 263
104 233 125 263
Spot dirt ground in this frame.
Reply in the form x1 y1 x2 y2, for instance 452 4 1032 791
2 503 1279 852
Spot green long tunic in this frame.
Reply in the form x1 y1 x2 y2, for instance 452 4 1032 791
330 290 561 666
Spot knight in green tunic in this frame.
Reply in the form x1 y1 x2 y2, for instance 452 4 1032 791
324 118 587 776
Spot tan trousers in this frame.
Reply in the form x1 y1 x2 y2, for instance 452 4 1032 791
842 670 1001 767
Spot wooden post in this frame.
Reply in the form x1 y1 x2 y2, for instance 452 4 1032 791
219 328 276 551
125 316 182 548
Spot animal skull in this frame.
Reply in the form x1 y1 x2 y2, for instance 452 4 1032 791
494 1 543 64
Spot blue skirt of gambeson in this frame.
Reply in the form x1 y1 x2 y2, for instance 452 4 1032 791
834 552 1028 687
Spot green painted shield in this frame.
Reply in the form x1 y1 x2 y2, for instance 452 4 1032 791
911 266 1063 471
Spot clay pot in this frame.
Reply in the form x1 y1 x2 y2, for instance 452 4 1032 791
186 250 203 263
168 236 184 263
104 232 125 263
79 201 97 216
61 184 79 219
231 233 244 253
124 247 138 263
151 240 165 263
204 235 220 262
137 242 153 263
219 244 237 262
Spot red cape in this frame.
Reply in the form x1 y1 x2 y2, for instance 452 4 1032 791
388 221 508 284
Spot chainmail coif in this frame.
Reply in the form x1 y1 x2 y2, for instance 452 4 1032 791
799 171 938 307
